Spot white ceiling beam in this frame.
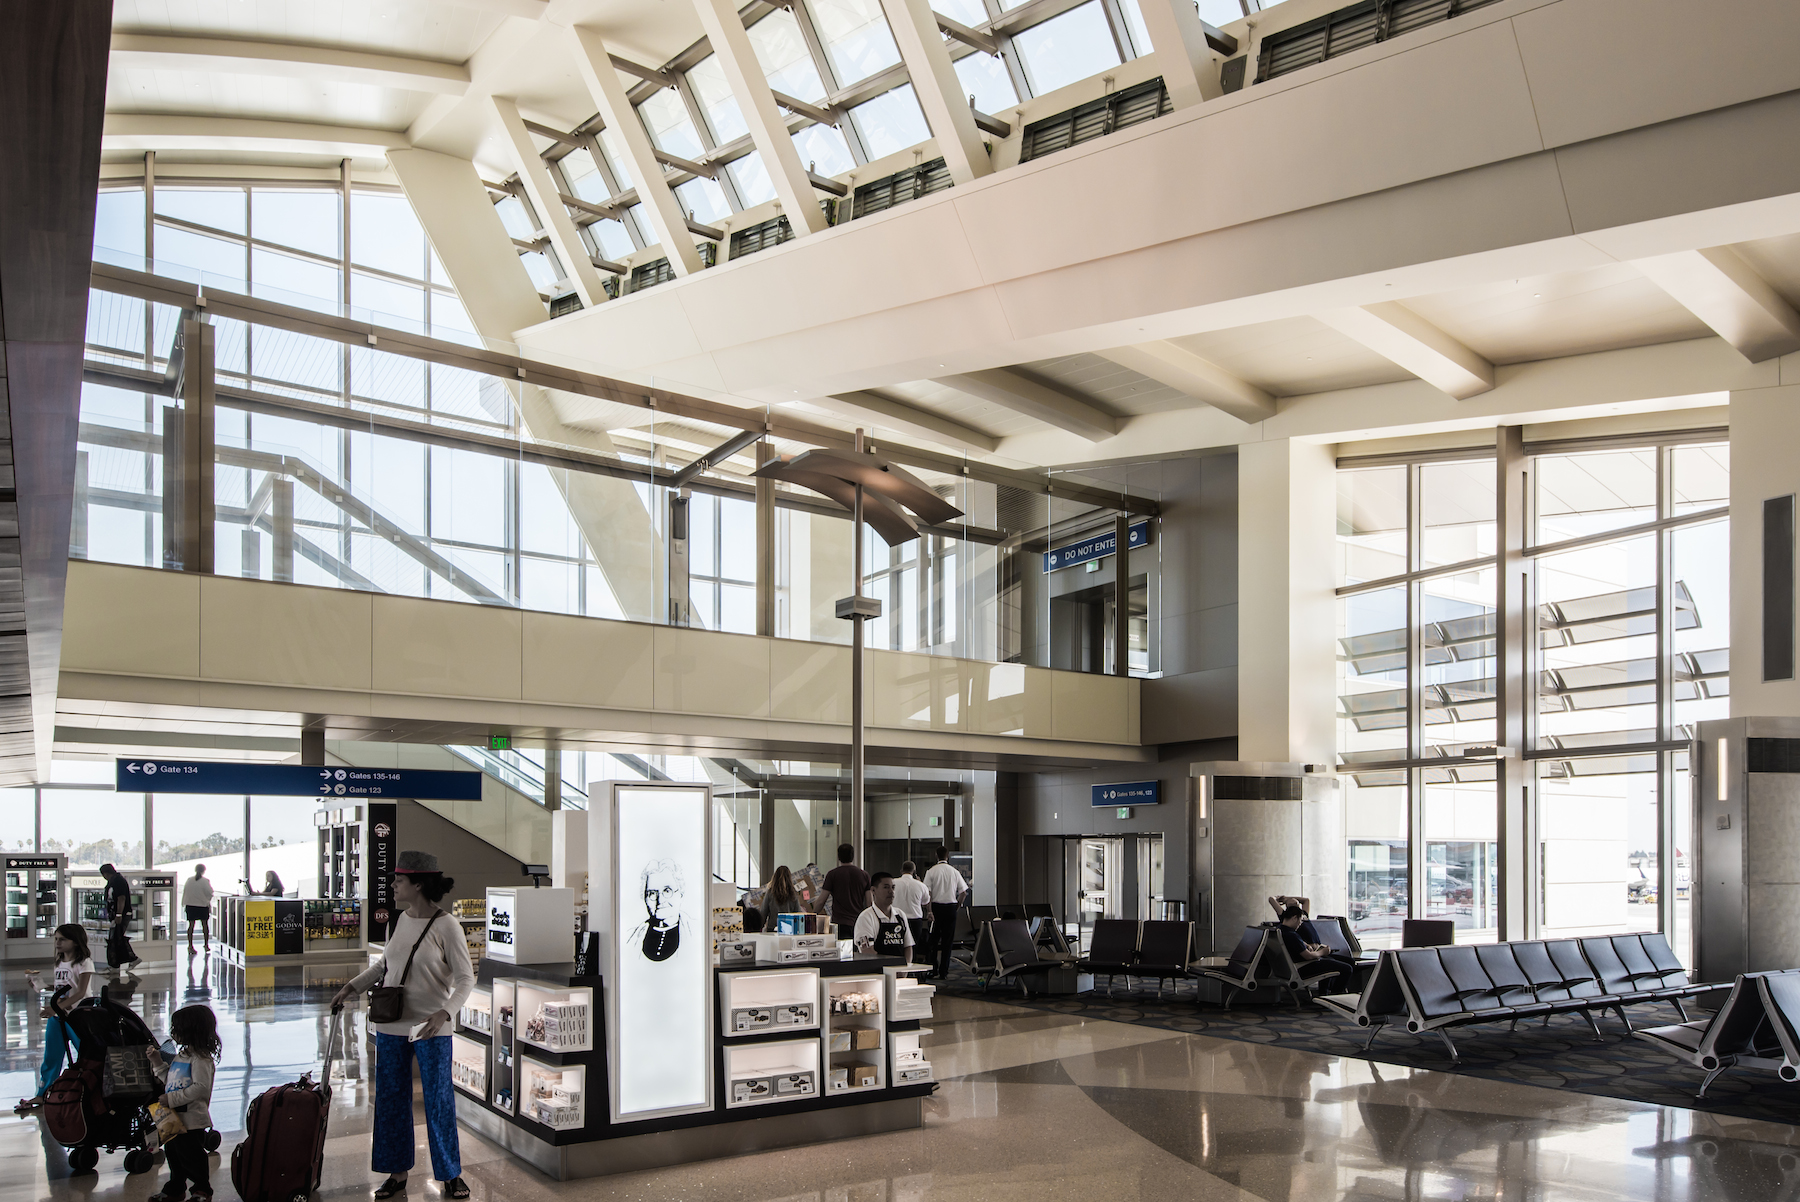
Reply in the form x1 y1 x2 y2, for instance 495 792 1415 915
1313 301 1495 399
491 98 611 308
102 114 408 159
878 0 991 185
1632 246 1800 364
1131 0 1220 110
691 0 830 236
567 25 706 277
109 34 470 95
1095 342 1275 424
810 392 998 454
931 368 1119 442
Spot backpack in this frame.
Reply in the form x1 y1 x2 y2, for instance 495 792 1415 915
44 1059 104 1145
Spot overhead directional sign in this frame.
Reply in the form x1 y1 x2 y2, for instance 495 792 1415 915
1044 520 1151 572
1092 780 1160 808
116 759 483 800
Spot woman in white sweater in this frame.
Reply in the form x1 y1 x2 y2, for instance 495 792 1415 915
334 851 474 1200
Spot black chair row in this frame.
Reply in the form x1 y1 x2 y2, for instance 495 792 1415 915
1198 918 1370 1009
1634 968 1800 1096
1074 918 1198 996
1318 931 1717 1061
965 918 1067 995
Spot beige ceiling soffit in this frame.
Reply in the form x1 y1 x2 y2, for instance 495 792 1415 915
1632 247 1800 364
102 114 409 158
813 392 998 454
1094 342 1274 424
447 0 548 15
1313 302 1495 400
931 369 1119 442
109 34 471 95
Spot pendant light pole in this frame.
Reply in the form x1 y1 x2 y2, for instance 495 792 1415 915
753 431 964 862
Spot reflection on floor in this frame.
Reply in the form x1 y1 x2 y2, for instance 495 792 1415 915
0 951 1794 1202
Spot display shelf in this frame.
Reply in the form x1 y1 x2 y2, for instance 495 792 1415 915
451 1033 488 1100
822 976 886 1094
718 968 819 1037
459 987 494 1036
515 981 593 1053
518 1057 586 1130
492 979 517 1115
889 1028 934 1085
724 1039 820 1108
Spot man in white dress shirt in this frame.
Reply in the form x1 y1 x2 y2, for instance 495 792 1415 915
892 861 930 954
922 846 967 981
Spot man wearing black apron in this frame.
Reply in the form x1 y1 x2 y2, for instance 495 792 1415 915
852 873 915 963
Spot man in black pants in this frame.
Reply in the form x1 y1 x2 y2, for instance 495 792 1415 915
922 845 966 980
1278 905 1355 993
819 843 870 941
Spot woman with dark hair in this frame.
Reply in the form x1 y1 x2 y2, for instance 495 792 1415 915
261 870 285 897
761 865 803 925
15 924 94 1112
333 852 473 1200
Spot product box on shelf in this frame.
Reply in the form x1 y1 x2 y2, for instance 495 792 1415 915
895 1063 933 1083
851 1064 878 1088
718 939 757 965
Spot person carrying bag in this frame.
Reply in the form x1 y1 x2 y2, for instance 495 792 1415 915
333 852 474 1201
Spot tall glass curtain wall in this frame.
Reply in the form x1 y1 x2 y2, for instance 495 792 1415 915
78 181 1153 670
1336 441 1726 955
0 779 320 891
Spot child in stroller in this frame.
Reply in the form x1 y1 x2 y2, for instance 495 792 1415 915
42 988 223 1174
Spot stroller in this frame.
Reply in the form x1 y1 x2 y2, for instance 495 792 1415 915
42 987 194 1174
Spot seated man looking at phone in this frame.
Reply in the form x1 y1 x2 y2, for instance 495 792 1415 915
1278 904 1356 993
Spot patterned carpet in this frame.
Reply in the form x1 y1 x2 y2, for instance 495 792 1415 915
933 969 1800 1126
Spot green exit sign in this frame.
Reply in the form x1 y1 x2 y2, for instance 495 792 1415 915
488 733 511 751
1117 806 1132 819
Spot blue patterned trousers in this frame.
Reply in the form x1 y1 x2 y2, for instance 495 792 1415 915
372 1032 461 1181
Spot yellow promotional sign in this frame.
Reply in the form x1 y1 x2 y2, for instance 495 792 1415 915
245 899 276 956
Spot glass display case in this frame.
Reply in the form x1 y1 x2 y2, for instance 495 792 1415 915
3 855 64 959
724 1039 820 1108
459 986 494 1036
491 979 516 1115
514 982 593 1054
823 976 885 1094
717 968 819 1038
518 1058 585 1130
451 1033 489 1100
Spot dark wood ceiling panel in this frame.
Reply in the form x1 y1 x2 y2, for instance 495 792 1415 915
0 0 111 783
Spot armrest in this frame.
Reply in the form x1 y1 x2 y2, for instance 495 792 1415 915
1451 987 1498 999
1560 975 1597 988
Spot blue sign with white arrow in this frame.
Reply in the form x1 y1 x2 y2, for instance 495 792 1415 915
1092 780 1160 807
1044 520 1151 572
116 759 483 800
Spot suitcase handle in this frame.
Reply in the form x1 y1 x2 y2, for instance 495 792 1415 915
321 1004 344 1093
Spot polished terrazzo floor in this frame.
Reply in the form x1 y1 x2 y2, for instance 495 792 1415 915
1 949 1795 1202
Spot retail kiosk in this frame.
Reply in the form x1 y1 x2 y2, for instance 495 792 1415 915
214 894 365 964
70 870 175 966
452 782 933 1180
2 855 65 963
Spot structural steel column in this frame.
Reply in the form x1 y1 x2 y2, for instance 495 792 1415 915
877 0 992 185
1494 426 1531 940
177 317 215 574
1134 0 1222 110
756 441 777 636
691 0 830 236
492 96 611 307
1113 509 1130 676
567 25 706 276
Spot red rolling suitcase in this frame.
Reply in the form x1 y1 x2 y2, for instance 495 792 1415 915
231 1004 342 1202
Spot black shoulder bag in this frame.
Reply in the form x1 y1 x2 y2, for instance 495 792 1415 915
367 910 442 1024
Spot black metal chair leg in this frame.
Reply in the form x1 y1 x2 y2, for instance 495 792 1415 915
1362 1023 1384 1053
1697 1063 1728 1098
1674 997 1691 1022
1613 1005 1634 1033
1582 1010 1605 1041
1436 1029 1460 1062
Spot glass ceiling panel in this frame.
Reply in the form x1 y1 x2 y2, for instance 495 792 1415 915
808 0 903 86
637 88 706 161
687 53 749 145
748 9 829 103
1013 2 1122 95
